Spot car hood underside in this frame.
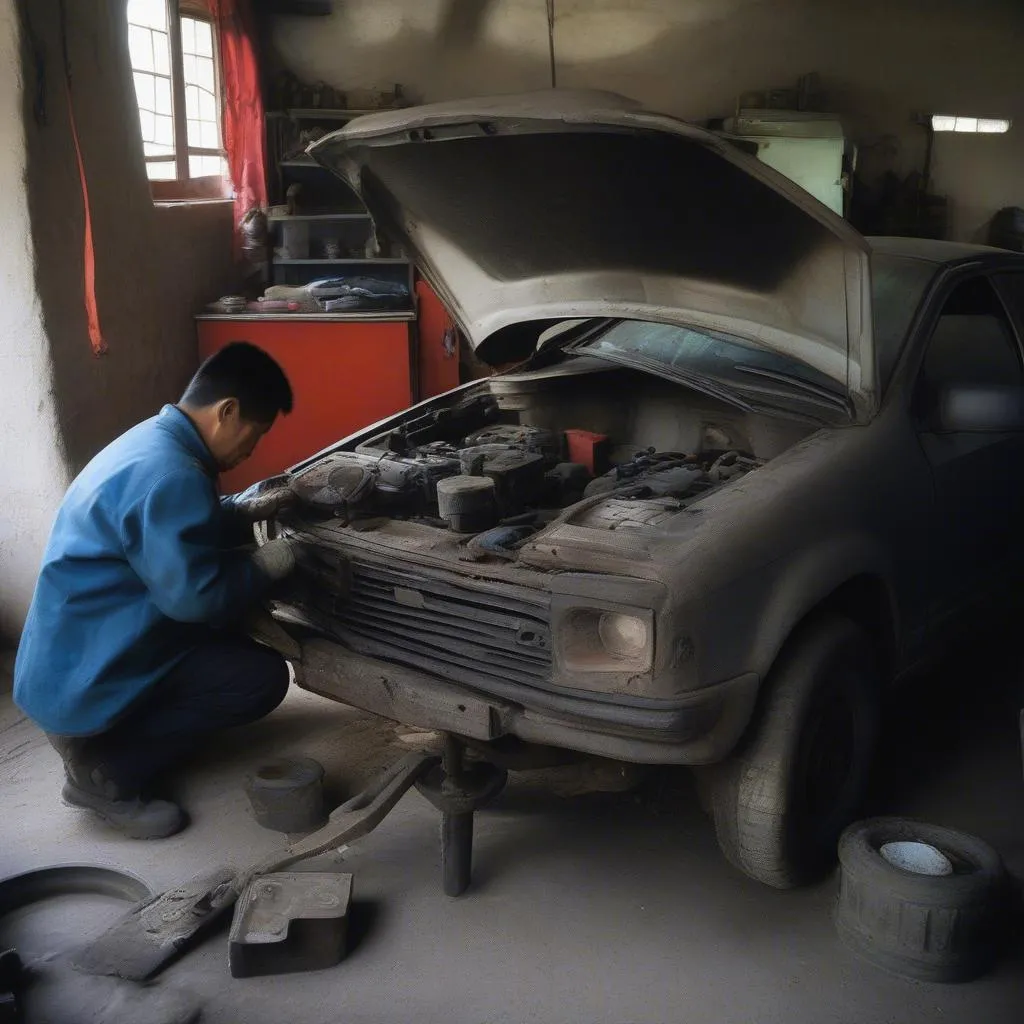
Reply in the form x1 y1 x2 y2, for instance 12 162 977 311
309 89 876 415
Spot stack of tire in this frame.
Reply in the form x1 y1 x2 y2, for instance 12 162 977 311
835 817 1012 982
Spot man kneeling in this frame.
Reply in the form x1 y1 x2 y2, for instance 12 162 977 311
14 342 302 838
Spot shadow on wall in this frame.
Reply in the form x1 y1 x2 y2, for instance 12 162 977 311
268 0 1024 244
20 0 241 474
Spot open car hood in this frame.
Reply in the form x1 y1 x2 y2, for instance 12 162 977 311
309 90 875 414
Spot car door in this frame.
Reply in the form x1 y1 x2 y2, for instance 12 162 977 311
914 272 1024 626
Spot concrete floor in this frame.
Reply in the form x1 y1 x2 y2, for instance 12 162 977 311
1 642 1022 1024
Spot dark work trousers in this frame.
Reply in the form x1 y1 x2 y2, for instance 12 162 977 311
54 639 290 798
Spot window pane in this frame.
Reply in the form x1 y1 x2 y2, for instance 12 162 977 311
128 25 153 71
127 0 166 31
196 57 215 93
133 71 155 112
870 254 935 390
153 30 170 76
189 153 223 178
154 76 171 116
185 84 200 119
923 278 1021 390
138 107 155 142
996 274 1024 330
187 119 202 147
193 19 214 57
183 53 197 84
954 116 979 133
200 120 219 148
146 160 176 181
155 114 173 146
144 141 174 157
199 90 216 122
931 115 956 133
180 16 195 53
978 118 1011 134
581 319 841 397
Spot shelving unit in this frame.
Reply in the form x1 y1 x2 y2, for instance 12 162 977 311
266 107 414 301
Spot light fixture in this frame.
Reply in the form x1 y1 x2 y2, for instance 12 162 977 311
931 114 1011 134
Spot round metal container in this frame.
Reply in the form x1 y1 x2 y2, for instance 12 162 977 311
245 756 327 834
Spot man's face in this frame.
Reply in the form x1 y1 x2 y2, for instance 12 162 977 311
208 399 274 471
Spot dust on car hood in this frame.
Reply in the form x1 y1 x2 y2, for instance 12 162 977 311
309 89 876 415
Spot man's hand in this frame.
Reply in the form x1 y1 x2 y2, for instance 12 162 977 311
251 538 298 581
230 475 297 523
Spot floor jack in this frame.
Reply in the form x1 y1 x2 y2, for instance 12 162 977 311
72 736 508 980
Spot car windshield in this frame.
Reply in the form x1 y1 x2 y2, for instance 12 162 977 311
870 253 936 389
575 320 845 413
570 252 937 411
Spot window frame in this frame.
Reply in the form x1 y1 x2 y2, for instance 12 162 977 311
129 0 228 201
910 270 1024 425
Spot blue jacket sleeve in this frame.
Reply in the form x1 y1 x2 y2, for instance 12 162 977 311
219 494 254 547
123 469 269 624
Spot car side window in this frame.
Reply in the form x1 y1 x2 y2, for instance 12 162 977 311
918 277 1022 412
994 272 1024 337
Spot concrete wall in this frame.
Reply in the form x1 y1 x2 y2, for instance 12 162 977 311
0 0 70 643
270 0 1024 242
0 0 238 641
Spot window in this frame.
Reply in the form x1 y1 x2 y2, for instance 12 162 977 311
578 320 846 413
127 0 226 199
919 277 1021 405
995 274 1024 335
870 253 935 390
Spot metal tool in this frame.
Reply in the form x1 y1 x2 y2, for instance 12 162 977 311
74 737 509 980
73 752 438 981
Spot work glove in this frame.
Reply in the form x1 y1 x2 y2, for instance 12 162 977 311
230 475 297 523
251 537 298 581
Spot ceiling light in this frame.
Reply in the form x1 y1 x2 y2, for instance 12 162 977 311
931 114 1010 133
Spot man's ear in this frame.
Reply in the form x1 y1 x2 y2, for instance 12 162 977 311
216 397 239 424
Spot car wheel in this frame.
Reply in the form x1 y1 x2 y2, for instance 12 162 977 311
836 817 1009 982
705 615 881 888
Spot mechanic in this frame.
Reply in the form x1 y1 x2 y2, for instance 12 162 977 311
14 342 302 840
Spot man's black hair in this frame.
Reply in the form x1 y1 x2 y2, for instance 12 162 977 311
181 342 293 422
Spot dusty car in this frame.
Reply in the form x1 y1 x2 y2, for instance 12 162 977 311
259 91 1024 888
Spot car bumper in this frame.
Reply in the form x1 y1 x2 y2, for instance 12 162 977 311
296 638 759 765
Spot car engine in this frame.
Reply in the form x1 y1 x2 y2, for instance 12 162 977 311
288 395 761 554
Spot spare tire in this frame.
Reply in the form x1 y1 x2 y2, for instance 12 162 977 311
836 817 1010 982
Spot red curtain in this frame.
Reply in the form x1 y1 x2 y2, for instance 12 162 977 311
210 0 267 248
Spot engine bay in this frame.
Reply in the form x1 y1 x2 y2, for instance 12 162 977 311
287 392 762 557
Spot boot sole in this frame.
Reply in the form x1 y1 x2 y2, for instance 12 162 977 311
61 782 187 840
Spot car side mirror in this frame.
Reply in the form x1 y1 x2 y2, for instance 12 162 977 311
936 385 1024 433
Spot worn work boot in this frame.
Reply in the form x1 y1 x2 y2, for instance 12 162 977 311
48 735 186 840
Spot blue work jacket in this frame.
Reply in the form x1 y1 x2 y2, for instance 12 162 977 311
14 405 268 735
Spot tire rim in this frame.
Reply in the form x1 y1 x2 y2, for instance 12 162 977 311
880 840 954 876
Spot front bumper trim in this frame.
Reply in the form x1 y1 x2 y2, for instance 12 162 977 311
297 638 758 765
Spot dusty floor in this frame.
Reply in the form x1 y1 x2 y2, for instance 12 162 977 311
1 642 1022 1024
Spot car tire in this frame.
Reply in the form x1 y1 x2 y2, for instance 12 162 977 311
705 615 881 888
836 817 1009 982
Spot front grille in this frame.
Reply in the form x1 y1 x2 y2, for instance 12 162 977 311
329 558 552 691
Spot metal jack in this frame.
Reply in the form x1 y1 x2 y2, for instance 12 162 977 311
416 734 508 896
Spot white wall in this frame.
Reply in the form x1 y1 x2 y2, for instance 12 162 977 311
0 0 240 642
0 0 71 642
270 0 1024 242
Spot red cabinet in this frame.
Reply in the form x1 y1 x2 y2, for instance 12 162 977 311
197 314 415 492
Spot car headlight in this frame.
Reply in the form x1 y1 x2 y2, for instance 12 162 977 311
557 607 654 673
